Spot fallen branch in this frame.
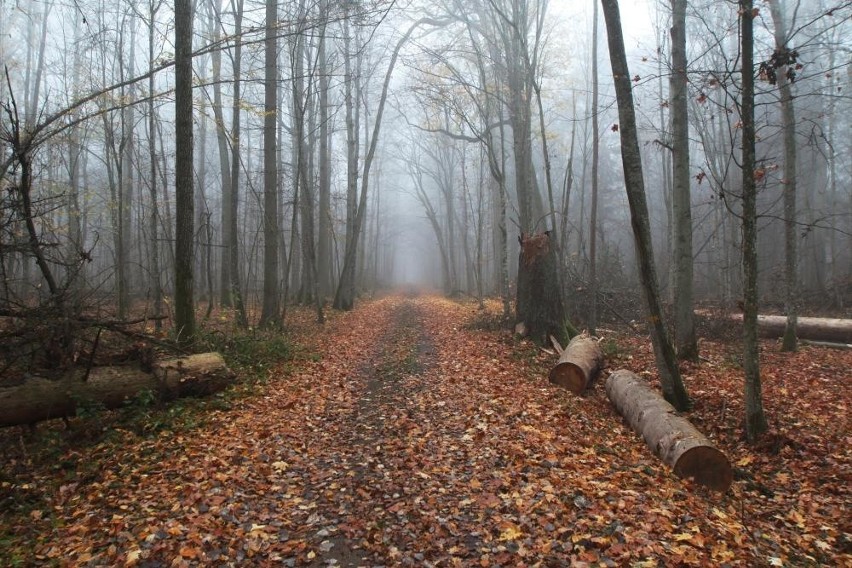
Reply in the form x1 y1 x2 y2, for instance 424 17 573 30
0 352 234 427
729 314 852 344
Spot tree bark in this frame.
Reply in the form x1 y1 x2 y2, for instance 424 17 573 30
516 232 566 344
210 0 232 309
316 2 332 299
227 0 248 327
589 0 600 335
768 0 799 352
670 0 697 361
739 0 768 442
0 353 234 427
549 335 603 394
147 0 163 330
600 0 691 411
174 0 195 344
606 370 732 493
259 0 280 328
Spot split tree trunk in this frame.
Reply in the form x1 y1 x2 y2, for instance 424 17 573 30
605 369 732 492
0 353 234 427
549 335 603 394
516 232 566 344
730 314 852 344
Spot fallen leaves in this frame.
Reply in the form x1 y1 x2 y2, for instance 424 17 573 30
1 295 850 566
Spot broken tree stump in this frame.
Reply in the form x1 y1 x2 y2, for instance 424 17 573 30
548 335 603 394
605 369 732 492
0 352 234 427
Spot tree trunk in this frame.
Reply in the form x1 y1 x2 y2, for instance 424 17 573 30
739 0 768 442
334 9 360 310
228 0 248 327
769 0 799 352
516 232 566 344
670 0 698 361
210 0 232 308
600 0 691 411
259 0 280 328
606 370 732 493
0 353 234 427
316 4 332 299
589 0 600 335
148 0 163 330
549 335 603 394
174 0 195 344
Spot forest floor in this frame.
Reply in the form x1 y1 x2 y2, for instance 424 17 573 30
1 294 850 567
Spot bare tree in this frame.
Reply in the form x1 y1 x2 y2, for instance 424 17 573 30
259 0 280 327
174 0 195 344
589 0 600 335
334 16 443 310
600 0 691 411
768 0 798 352
670 0 697 360
739 0 768 441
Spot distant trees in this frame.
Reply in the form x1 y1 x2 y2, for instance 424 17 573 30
0 0 849 414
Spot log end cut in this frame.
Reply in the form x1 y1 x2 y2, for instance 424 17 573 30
549 363 586 394
606 369 733 493
156 352 235 398
673 445 733 493
548 336 603 395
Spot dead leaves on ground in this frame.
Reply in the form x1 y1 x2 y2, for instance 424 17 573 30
1 295 850 566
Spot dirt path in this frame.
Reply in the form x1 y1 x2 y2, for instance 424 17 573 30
4 295 849 566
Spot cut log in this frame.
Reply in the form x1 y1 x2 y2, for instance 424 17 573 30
548 335 603 394
729 314 852 344
605 369 732 492
0 352 234 427
800 339 852 350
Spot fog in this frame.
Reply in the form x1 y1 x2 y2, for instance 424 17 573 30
1 0 850 327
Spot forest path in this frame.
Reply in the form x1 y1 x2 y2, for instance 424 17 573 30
13 294 851 566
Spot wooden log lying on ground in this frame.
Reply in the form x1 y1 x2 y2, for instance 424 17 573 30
605 369 732 492
549 335 603 394
801 339 852 350
0 353 234 427
729 314 852 344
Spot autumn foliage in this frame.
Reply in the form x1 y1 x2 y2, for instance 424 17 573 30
1 295 849 566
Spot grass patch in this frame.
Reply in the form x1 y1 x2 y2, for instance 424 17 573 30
197 326 293 378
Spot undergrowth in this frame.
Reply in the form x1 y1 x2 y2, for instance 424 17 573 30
0 323 297 492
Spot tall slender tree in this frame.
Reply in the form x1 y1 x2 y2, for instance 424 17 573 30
589 0 600 335
670 0 698 360
227 0 248 326
600 0 691 411
174 0 195 343
146 0 164 329
740 0 768 441
259 0 280 327
769 0 798 352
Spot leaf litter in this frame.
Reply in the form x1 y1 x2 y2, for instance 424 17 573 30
1 294 850 566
